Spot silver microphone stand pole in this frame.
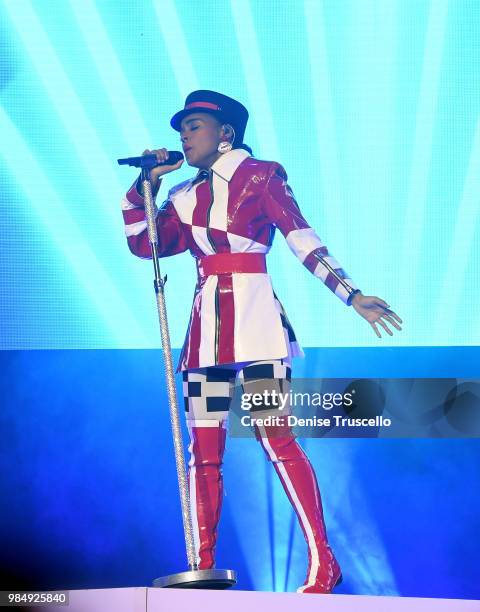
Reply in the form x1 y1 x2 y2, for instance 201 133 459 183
128 158 236 589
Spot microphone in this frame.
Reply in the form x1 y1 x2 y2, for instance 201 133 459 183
117 151 184 168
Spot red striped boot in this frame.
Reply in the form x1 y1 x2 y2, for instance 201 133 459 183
255 422 342 594
187 423 227 569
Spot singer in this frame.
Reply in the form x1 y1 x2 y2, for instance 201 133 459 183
120 90 402 593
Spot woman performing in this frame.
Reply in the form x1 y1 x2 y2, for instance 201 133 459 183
120 90 402 594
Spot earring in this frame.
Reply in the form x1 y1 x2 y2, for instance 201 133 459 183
217 125 235 154
217 141 232 154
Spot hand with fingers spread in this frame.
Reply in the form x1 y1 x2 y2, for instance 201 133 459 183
350 293 403 338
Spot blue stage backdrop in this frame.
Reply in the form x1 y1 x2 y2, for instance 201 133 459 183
1 0 480 600
1 348 480 598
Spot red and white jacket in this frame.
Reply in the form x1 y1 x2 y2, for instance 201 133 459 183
121 149 361 372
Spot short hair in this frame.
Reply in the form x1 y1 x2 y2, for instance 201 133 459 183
233 142 253 155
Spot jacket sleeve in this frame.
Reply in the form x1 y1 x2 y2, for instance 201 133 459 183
120 177 188 259
262 162 361 306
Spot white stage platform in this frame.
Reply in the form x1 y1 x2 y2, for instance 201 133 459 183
43 587 480 611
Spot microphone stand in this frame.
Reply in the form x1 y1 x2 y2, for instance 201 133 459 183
131 159 236 589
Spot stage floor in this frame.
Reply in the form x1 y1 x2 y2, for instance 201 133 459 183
40 587 480 611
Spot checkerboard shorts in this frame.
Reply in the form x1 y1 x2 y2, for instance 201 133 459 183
182 354 292 424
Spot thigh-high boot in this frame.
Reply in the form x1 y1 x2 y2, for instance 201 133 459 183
187 422 227 569
255 422 342 593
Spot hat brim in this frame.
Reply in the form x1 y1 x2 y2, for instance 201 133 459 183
170 107 226 131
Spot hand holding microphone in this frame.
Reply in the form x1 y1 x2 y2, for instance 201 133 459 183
141 148 184 183
117 148 185 196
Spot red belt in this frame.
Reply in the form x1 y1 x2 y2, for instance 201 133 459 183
196 253 267 279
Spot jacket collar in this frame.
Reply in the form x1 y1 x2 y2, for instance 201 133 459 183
188 148 250 189
210 148 251 181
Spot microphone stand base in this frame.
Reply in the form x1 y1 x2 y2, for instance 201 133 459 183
152 568 237 590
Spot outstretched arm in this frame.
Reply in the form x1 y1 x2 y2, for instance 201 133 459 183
262 162 402 337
